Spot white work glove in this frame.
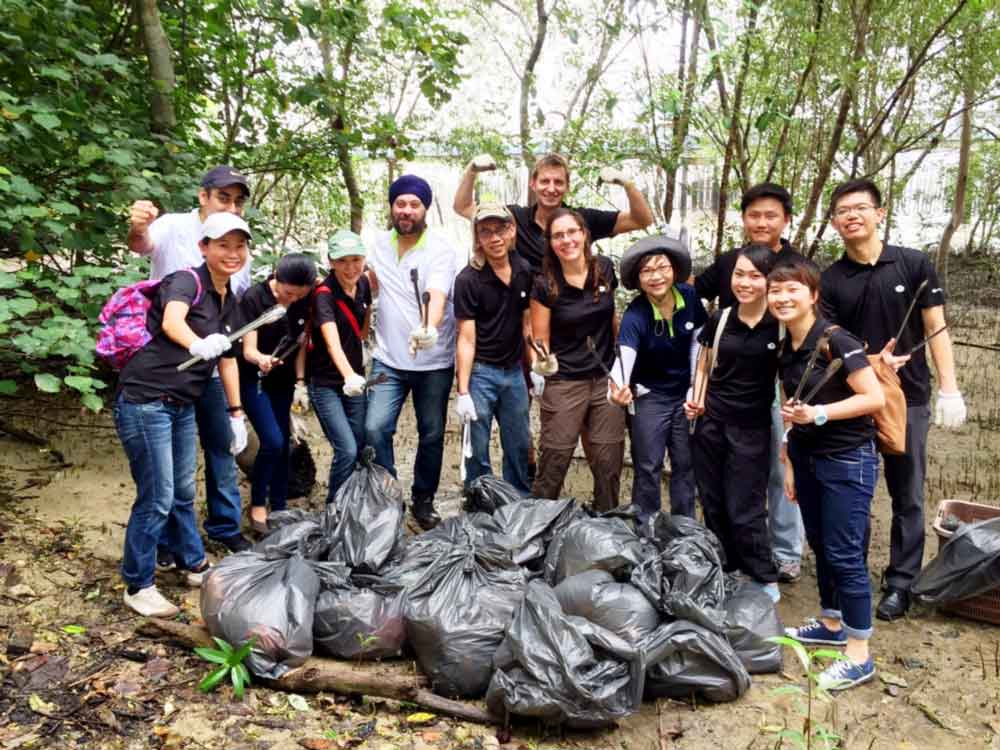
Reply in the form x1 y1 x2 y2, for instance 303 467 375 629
531 353 559 377
188 333 231 361
529 372 546 398
292 382 310 413
289 413 310 445
934 391 967 429
598 167 629 187
229 414 248 455
408 325 439 357
686 386 694 403
469 154 497 173
342 373 366 398
455 393 478 423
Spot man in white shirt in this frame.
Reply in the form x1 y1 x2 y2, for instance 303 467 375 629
366 174 457 530
126 165 253 554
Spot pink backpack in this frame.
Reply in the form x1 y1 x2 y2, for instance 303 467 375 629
95 268 202 370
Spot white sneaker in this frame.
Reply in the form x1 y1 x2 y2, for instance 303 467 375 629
124 585 180 617
185 561 211 588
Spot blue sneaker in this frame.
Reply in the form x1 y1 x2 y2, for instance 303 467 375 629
816 657 876 692
785 618 847 646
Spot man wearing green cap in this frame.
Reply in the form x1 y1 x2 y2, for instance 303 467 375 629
297 230 372 503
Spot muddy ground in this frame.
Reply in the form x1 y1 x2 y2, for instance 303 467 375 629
2 303 1000 750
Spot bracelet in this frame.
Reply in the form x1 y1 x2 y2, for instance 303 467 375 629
226 404 243 414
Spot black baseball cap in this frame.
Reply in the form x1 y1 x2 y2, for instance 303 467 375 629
201 165 250 196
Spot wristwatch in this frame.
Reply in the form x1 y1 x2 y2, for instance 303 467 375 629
813 404 828 426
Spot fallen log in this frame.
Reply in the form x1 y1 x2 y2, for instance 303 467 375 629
135 618 500 725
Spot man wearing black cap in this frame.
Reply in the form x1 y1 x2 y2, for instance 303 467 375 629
126 165 254 555
694 182 805 584
453 204 534 494
365 174 457 530
610 231 707 522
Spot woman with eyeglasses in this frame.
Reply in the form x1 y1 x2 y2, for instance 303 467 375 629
608 234 707 523
529 208 625 511
684 244 783 602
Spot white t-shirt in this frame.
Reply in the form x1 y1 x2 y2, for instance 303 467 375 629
370 228 457 371
145 209 251 296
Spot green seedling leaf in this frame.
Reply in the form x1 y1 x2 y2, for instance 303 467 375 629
34 373 61 393
811 649 849 661
231 635 257 665
198 664 230 693
61 624 86 634
233 663 251 688
0 379 16 395
212 636 235 656
194 647 229 666
81 393 103 412
231 663 246 697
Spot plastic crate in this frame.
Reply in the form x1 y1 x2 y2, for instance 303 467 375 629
930 499 1000 626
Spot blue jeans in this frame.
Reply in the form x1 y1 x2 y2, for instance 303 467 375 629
630 391 695 521
242 381 293 510
769 400 804 563
365 359 454 500
789 440 878 640
465 362 531 494
115 394 206 589
195 377 243 541
310 383 367 503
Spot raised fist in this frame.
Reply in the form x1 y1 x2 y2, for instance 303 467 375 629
129 200 159 233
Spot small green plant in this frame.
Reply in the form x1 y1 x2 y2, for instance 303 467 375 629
765 635 847 750
195 636 256 699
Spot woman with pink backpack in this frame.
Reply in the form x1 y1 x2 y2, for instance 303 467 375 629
113 213 249 617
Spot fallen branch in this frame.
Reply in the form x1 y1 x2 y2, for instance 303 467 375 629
136 618 500 725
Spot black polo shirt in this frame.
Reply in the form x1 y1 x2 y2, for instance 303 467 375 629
820 244 944 407
306 272 371 388
779 318 875 455
618 284 708 398
530 255 617 380
237 278 310 391
695 239 800 308
118 263 239 405
698 306 781 427
507 203 619 274
454 253 533 368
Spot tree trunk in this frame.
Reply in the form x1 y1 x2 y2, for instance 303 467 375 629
665 3 701 223
135 0 176 133
519 0 552 171
937 84 974 288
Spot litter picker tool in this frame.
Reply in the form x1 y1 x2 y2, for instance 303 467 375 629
801 358 843 405
899 325 948 357
791 329 833 403
528 337 549 359
688 344 709 435
421 291 430 329
459 421 473 482
891 278 929 351
178 304 287 371
364 372 388 390
585 336 612 377
410 268 423 322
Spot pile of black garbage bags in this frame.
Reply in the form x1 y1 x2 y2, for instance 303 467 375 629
201 458 784 728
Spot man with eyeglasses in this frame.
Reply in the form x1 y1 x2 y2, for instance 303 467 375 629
694 182 805 585
820 178 966 621
453 205 534 494
127 165 254 558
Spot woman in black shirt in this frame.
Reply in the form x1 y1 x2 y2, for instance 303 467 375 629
529 208 626 511
769 257 884 692
115 213 249 618
240 254 316 531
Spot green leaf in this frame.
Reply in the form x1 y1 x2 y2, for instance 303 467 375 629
105 148 134 167
31 112 61 130
231 635 257 664
61 624 86 634
0 380 17 396
212 637 235 656
34 373 61 393
231 663 246 697
50 201 80 216
194 647 229 666
64 374 95 392
81 393 103 412
39 65 72 82
198 665 230 693
811 649 849 661
0 272 16 289
78 144 104 165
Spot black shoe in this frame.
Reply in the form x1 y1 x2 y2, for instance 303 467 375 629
156 549 176 572
219 534 253 553
876 587 910 621
410 497 441 532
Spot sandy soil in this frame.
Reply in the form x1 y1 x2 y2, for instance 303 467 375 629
2 306 1000 750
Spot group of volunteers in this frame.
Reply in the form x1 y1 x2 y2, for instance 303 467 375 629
112 154 966 693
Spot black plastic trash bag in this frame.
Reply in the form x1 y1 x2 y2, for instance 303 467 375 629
913 517 1000 604
313 566 407 660
554 570 660 644
631 533 727 629
463 475 523 513
640 512 726 564
404 517 528 698
287 440 316 499
722 582 783 674
479 497 579 566
253 505 338 561
544 516 652 584
327 447 405 574
201 552 320 679
640 620 751 703
486 580 642 729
